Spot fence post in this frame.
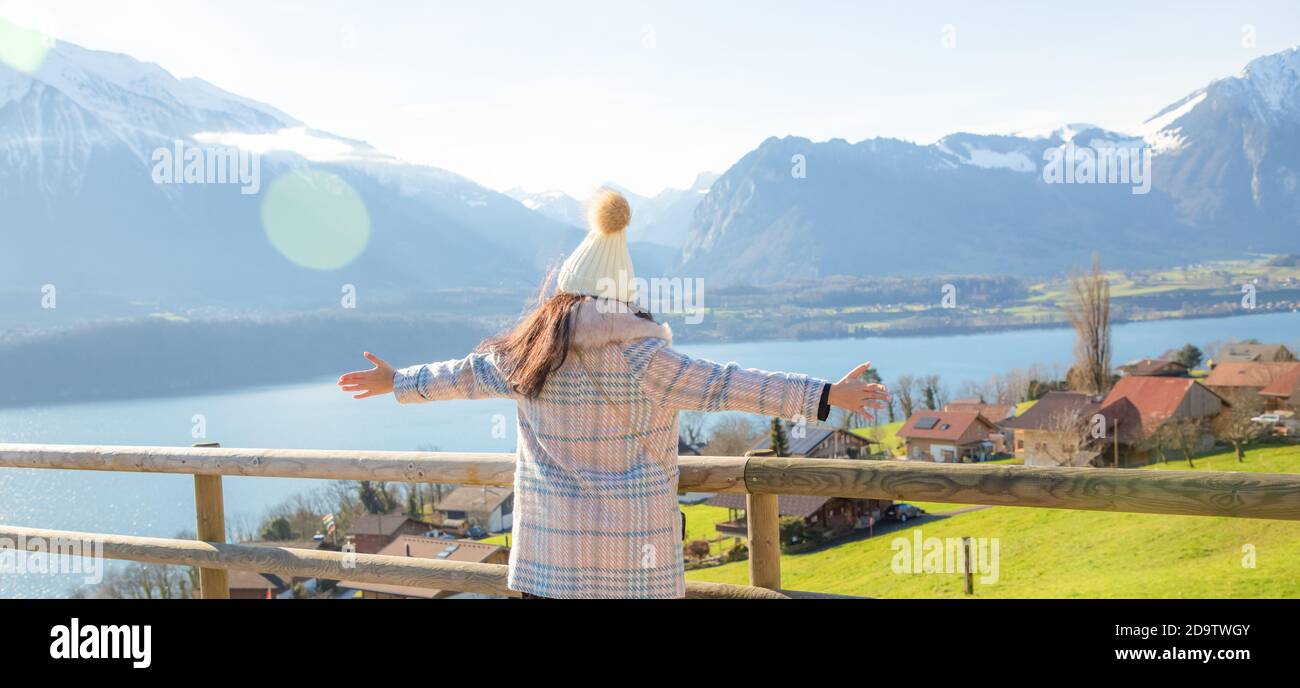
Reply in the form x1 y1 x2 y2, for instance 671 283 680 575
193 442 229 599
744 449 780 590
962 536 974 596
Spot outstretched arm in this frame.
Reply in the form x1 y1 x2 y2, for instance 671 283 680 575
629 342 888 421
337 351 514 403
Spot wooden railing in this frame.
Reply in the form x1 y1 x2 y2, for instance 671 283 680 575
2 442 1299 599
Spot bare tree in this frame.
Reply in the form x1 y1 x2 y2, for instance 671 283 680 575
1216 391 1269 462
702 416 763 456
1063 253 1112 395
921 375 947 410
1162 417 1209 468
680 411 707 447
893 374 917 418
1036 407 1095 466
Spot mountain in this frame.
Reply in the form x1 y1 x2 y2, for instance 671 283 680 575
682 48 1300 283
1141 47 1300 239
0 31 587 309
505 172 718 250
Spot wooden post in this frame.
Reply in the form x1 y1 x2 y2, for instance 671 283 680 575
746 493 781 590
192 442 228 599
962 536 974 596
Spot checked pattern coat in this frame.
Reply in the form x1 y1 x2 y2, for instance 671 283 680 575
393 298 828 598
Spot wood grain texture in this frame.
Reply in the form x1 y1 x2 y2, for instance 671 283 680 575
193 474 229 599
0 444 748 491
0 525 791 599
745 457 1300 520
746 493 782 589
4 443 1298 520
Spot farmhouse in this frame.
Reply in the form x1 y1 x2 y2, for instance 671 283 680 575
1213 343 1296 364
750 422 876 458
942 400 1018 452
1101 376 1228 462
1259 365 1300 412
707 493 892 539
227 570 291 599
1204 362 1300 398
347 511 433 554
897 411 999 462
999 392 1139 467
433 486 514 535
1117 359 1189 377
336 535 509 599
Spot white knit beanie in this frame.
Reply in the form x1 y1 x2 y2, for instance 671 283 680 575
556 189 637 303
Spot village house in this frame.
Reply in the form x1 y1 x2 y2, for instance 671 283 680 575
942 399 1018 452
751 422 877 458
433 486 513 535
347 511 434 554
1259 365 1300 412
227 570 292 600
336 535 509 599
228 539 336 598
706 493 892 541
1117 359 1190 377
1213 343 1296 364
998 392 1140 467
1203 361 1300 402
1101 376 1228 463
897 411 999 462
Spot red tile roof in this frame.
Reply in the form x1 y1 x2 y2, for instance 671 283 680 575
1260 364 1300 398
1204 362 1300 389
1101 376 1223 432
897 411 997 444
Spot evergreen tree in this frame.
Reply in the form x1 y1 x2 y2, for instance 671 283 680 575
769 418 791 457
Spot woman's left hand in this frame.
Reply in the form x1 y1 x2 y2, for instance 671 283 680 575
829 362 891 420
338 352 395 399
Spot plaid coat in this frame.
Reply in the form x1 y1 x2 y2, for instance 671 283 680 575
393 299 827 598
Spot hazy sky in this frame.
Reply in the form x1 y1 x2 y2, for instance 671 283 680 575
3 0 1299 197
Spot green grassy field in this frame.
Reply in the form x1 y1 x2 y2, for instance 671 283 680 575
686 444 1300 598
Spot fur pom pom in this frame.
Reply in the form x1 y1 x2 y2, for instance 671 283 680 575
587 189 631 235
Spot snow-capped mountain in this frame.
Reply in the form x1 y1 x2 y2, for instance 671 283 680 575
681 47 1300 283
506 172 718 249
0 34 589 305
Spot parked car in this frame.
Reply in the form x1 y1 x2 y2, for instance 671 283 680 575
466 525 488 539
887 503 925 522
1251 413 1283 425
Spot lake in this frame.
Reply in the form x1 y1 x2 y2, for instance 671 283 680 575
1 310 1296 597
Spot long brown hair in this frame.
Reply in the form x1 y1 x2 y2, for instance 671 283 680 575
480 292 585 398
481 291 653 398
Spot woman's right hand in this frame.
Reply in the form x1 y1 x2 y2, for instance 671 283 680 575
829 362 890 420
337 352 395 399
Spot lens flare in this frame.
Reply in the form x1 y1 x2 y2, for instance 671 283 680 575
0 17 54 73
260 169 370 270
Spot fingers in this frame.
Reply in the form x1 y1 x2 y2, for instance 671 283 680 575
840 361 872 383
352 390 379 400
364 351 390 369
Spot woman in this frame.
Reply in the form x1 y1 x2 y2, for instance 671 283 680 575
338 189 889 599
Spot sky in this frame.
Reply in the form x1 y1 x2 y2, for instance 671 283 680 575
2 0 1299 198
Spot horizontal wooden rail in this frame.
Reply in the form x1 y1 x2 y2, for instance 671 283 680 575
744 457 1300 521
0 443 749 492
0 525 790 600
3 443 1298 520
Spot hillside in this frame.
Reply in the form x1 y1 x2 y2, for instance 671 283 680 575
686 444 1300 597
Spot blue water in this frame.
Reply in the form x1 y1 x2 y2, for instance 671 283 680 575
1 311 1296 596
